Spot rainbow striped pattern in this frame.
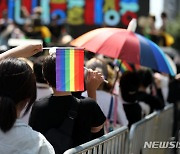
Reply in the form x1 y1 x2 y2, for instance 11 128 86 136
114 59 133 73
56 48 84 91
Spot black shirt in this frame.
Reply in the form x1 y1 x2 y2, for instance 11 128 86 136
123 103 142 128
136 91 165 112
29 95 106 147
123 91 164 128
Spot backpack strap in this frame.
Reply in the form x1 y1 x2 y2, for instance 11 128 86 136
105 95 114 133
107 95 114 121
57 97 80 136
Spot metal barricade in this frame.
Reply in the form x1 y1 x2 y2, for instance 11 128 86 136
128 112 157 154
64 126 128 154
129 104 174 154
64 104 174 154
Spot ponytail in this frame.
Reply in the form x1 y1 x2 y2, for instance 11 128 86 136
0 97 16 132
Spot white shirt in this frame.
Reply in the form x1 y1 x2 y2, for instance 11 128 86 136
0 119 55 154
82 90 128 126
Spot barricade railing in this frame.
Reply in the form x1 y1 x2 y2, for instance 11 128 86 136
64 104 174 154
129 104 174 154
64 126 129 154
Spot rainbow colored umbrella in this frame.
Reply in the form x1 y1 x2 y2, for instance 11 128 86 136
71 28 175 76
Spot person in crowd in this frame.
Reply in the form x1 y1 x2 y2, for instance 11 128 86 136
82 57 128 130
168 73 180 137
154 72 170 102
32 15 52 46
120 69 164 128
168 74 180 104
159 12 174 46
29 53 106 151
147 15 160 44
159 12 168 46
0 44 55 154
0 10 14 46
140 15 160 44
20 56 53 124
49 15 62 44
120 71 141 127
160 12 168 33
58 24 73 46
33 56 53 100
136 69 165 112
32 7 42 19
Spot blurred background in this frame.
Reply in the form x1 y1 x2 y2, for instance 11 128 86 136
0 0 179 51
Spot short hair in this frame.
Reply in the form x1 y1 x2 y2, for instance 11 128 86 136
136 69 153 88
33 56 47 84
0 58 36 132
120 71 139 102
161 12 167 19
42 54 56 88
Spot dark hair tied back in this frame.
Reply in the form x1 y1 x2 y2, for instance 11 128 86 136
0 96 16 132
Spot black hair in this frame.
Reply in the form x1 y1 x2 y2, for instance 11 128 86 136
32 15 42 27
33 56 47 84
136 69 153 88
120 71 139 102
0 58 36 132
161 12 167 19
42 55 56 88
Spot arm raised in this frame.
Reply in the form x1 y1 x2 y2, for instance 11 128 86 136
0 44 42 60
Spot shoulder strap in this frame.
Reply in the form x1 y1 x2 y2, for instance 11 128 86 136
107 95 114 121
57 97 80 136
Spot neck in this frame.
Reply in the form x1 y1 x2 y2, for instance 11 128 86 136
16 100 28 118
52 88 72 96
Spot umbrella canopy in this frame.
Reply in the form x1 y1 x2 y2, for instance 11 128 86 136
165 54 177 75
71 28 175 76
161 47 180 64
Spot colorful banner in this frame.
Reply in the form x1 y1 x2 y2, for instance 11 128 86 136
56 48 84 91
0 0 149 27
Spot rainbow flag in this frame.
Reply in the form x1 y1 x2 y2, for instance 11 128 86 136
113 59 133 73
56 48 84 91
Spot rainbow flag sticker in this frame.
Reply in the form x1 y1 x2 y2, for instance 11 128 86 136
56 48 84 91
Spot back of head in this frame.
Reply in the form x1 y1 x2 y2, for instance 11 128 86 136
136 69 153 88
33 56 47 84
86 58 108 80
86 57 110 91
0 58 36 132
161 12 167 19
42 54 56 88
32 15 42 27
120 71 139 102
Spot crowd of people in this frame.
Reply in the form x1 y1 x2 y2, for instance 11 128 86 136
0 6 180 154
138 12 174 47
0 43 180 153
0 7 72 51
0 6 174 53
